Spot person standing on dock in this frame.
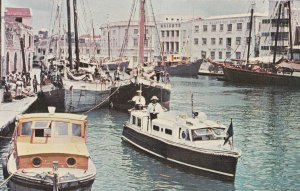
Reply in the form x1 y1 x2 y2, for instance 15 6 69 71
131 90 146 110
147 96 163 120
32 75 38 93
15 78 24 99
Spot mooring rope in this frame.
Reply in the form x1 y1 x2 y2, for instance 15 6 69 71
0 172 15 188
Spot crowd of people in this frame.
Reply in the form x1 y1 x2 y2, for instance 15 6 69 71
0 71 37 102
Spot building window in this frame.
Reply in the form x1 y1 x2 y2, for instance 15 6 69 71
201 51 206 59
203 25 207 32
227 24 232 31
133 38 138 47
262 32 269 37
171 31 174 37
166 31 169 37
132 116 136 124
246 37 251 44
219 51 222 59
261 46 269 50
219 38 223 45
202 38 207 45
165 129 172 135
194 25 199 33
247 22 251 30
212 25 216 32
226 52 231 59
262 19 270 24
137 118 141 127
134 29 138 34
211 38 216 45
236 52 241 59
237 23 242 31
211 51 215 60
236 37 241 45
226 38 232 47
133 56 137 62
176 30 179 37
194 38 199 45
220 24 224 31
97 49 100 54
161 31 165 37
153 125 159 131
113 30 116 35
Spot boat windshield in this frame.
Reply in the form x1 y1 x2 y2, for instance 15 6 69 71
191 127 225 141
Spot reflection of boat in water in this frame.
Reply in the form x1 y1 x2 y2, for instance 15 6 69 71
155 55 202 76
3 108 96 190
122 108 241 181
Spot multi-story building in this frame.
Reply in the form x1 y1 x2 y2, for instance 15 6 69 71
4 7 34 75
190 12 266 62
100 20 156 66
259 0 300 59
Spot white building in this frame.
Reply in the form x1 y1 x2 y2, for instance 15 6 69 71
190 12 266 62
4 7 34 75
100 20 157 66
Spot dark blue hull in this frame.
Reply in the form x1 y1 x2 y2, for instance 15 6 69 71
155 59 202 76
122 125 238 181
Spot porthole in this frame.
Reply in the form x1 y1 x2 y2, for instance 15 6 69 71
66 157 76 167
32 157 42 167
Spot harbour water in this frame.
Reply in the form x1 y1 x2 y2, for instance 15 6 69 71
1 76 300 190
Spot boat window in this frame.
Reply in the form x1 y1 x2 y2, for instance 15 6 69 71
54 122 69 136
137 118 142 127
21 121 32 136
35 129 44 137
192 129 213 141
132 116 136 125
181 129 190 140
72 124 81 137
153 125 159 131
35 121 51 129
165 129 172 135
211 128 224 136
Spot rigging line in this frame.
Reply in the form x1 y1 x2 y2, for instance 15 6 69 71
79 0 91 33
0 172 15 188
48 0 55 33
150 0 163 59
119 0 138 58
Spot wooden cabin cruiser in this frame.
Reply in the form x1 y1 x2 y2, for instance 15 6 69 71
122 109 241 181
3 107 96 190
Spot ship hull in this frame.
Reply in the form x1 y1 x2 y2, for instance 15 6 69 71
155 59 202 76
122 125 238 181
101 60 129 70
39 83 110 113
109 82 171 111
223 66 300 87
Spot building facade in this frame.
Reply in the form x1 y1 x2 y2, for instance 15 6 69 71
4 7 34 75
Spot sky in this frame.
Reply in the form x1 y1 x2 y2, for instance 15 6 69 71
3 0 272 34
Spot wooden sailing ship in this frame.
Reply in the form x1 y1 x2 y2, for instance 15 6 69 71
3 107 96 190
223 1 300 87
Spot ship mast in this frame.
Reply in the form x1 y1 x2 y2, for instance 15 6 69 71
246 4 254 63
273 2 282 65
66 0 73 69
139 0 146 66
73 0 80 72
287 1 293 60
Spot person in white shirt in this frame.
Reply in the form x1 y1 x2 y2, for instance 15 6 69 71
147 96 163 120
131 90 146 110
15 78 24 98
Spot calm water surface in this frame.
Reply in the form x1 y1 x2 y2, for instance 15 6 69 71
1 76 300 190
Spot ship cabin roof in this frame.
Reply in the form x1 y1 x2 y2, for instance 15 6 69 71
129 110 227 142
15 113 89 157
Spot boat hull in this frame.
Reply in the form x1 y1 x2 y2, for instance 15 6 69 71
155 59 202 76
39 84 110 113
223 66 300 87
122 126 238 181
101 60 129 70
7 175 94 191
109 82 171 111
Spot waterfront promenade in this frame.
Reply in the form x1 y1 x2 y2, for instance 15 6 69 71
0 95 37 134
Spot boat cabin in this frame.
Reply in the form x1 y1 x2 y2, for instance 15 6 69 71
128 110 227 144
14 112 89 170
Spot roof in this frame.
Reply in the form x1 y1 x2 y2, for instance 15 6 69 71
17 113 87 121
5 7 32 17
17 139 89 157
205 12 267 20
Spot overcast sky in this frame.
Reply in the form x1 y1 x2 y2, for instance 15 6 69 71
3 0 272 34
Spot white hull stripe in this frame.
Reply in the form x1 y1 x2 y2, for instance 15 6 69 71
122 136 234 177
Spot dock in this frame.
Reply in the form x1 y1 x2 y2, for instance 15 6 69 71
0 96 37 134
